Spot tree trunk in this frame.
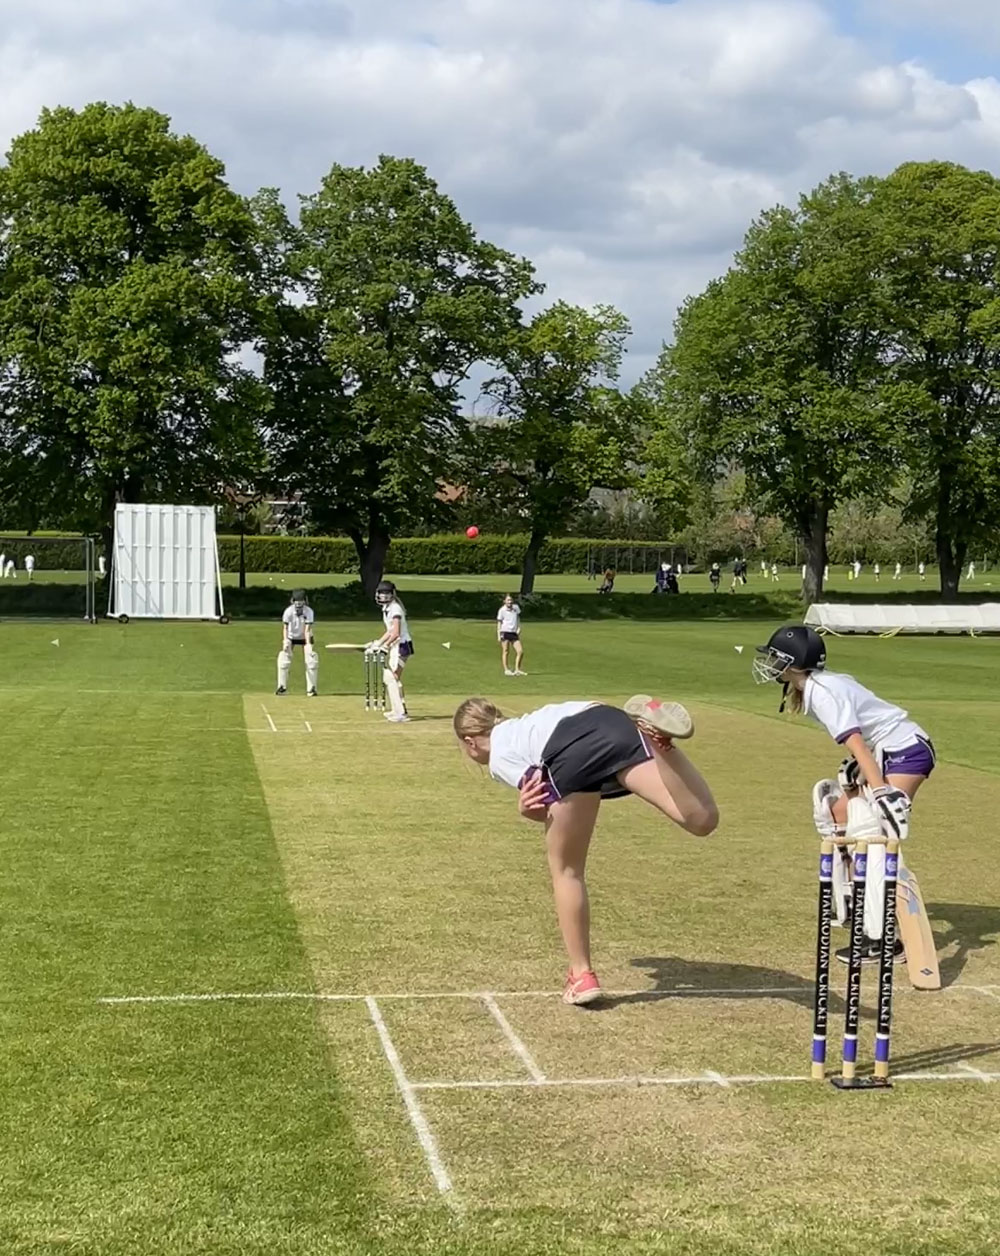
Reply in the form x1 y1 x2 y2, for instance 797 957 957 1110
801 502 828 605
935 475 965 599
519 528 546 597
350 525 391 598
936 532 964 599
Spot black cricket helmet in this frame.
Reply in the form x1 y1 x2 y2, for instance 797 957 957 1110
375 580 396 606
753 624 826 685
291 588 308 608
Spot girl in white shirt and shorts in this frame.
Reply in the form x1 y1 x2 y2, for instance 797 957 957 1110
496 594 525 675
754 624 936 963
454 695 719 1004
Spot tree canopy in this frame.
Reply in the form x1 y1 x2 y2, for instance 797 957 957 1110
262 155 538 593
0 102 267 546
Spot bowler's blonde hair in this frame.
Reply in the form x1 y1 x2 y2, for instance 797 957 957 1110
453 697 505 739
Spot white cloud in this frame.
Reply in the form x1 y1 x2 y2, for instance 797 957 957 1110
1 0 998 381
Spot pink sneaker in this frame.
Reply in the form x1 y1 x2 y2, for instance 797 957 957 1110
563 969 604 1006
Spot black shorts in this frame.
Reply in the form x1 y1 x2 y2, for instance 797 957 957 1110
541 705 653 802
500 631 520 642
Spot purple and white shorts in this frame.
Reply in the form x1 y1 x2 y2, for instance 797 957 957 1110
881 736 936 779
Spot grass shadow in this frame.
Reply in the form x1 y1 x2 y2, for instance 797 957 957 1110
928 902 1000 988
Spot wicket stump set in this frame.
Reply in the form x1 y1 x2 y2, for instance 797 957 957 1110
812 837 900 1089
364 647 388 711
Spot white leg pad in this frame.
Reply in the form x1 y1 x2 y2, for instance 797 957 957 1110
277 649 291 689
305 647 319 690
832 846 853 927
383 668 406 717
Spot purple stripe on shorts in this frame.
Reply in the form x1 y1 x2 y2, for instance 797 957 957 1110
882 737 936 778
636 728 655 762
398 641 414 659
835 726 862 744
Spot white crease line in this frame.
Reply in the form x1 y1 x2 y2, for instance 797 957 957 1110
971 986 1000 1002
413 1074 810 1090
304 720 313 733
482 995 545 1082
260 703 277 733
95 982 990 1006
956 1061 995 1082
97 991 358 1005
365 997 455 1203
412 1071 1000 1091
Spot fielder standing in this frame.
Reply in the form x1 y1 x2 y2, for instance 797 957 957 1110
496 593 526 676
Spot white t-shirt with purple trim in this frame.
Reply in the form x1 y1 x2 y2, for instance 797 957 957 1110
488 701 596 790
802 671 926 753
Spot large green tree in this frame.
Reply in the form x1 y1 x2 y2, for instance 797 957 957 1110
261 157 537 593
649 174 898 602
0 103 267 547
461 302 646 595
873 161 1000 596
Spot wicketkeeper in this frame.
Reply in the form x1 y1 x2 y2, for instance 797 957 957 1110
276 589 318 697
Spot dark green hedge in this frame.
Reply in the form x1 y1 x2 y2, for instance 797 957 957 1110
215 534 679 576
0 536 93 568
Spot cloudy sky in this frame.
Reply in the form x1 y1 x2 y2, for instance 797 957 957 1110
2 0 998 381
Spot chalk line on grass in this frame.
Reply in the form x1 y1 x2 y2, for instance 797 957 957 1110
259 703 277 732
364 996 455 1203
96 982 993 1006
482 994 545 1082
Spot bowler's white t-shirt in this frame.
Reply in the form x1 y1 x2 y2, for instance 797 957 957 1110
803 671 926 753
282 605 315 640
489 701 596 789
382 599 412 644
24 555 34 570
497 603 521 634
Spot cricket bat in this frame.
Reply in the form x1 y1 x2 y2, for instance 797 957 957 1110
325 642 367 652
896 862 941 990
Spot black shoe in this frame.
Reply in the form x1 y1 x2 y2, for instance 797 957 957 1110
307 688 318 698
275 686 286 695
835 935 905 965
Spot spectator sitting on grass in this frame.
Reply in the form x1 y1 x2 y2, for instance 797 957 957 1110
598 568 616 595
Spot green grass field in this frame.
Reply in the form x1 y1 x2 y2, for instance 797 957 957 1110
2 617 999 1254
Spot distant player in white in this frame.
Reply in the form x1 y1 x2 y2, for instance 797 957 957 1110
276 589 318 697
0 551 5 578
98 555 107 577
966 560 976 581
823 564 829 582
24 553 35 581
771 562 779 582
918 561 926 581
497 593 525 676
873 562 880 582
371 580 413 723
4 557 15 578
760 559 768 577
853 559 862 580
894 561 902 581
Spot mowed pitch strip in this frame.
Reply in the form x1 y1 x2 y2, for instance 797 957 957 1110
243 693 1000 1217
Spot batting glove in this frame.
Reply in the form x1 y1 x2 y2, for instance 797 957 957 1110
837 755 864 791
868 785 911 840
